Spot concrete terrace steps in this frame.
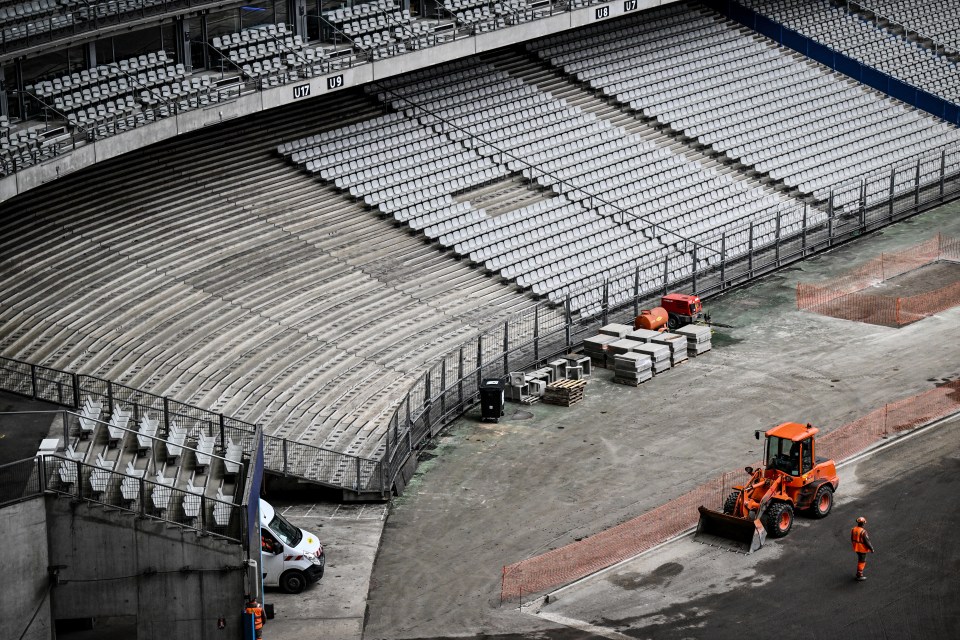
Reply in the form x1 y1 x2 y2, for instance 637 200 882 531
0 86 536 471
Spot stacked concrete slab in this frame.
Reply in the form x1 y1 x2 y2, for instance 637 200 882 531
624 328 661 343
583 334 618 367
632 343 672 374
650 333 688 366
613 352 653 386
675 325 712 355
598 324 632 338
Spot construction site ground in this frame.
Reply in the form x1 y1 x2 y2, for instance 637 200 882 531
529 413 960 639
361 200 960 640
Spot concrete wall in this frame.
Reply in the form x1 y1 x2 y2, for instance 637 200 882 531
0 498 52 640
45 498 247 640
0 0 678 205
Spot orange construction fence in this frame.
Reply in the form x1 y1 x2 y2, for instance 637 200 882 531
499 380 960 602
796 234 960 327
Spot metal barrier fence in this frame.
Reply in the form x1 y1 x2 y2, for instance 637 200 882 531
3 0 578 177
0 450 246 541
500 380 960 601
377 137 960 494
797 233 960 326
0 356 388 495
39 453 244 541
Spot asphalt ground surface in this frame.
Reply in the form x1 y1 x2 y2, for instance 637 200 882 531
532 413 960 640
362 201 960 640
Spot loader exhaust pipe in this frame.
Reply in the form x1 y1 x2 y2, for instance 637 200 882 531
694 506 767 553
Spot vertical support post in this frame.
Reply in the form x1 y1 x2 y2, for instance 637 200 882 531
440 358 447 417
355 456 362 491
281 438 289 475
30 363 37 399
14 58 25 123
61 409 69 452
37 456 46 493
476 335 483 389
720 233 727 284
75 460 83 499
423 371 431 415
107 382 114 414
889 167 895 219
71 372 80 409
162 396 170 436
801 204 808 252
405 394 412 431
139 476 147 518
601 280 609 326
827 190 834 245
939 149 946 197
748 222 754 276
200 496 207 533
458 347 465 406
564 295 572 352
662 257 669 295
859 179 866 229
914 158 921 205
502 321 509 375
632 264 640 317
533 307 540 364
218 414 225 450
774 209 781 266
691 249 698 294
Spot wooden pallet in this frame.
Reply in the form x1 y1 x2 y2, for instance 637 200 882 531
542 379 587 406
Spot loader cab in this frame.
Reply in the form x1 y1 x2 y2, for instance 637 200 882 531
760 422 819 476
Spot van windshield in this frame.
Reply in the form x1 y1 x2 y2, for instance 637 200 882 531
268 511 302 547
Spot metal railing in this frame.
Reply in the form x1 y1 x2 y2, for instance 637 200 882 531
0 450 244 542
0 358 388 495
3 0 567 178
40 453 244 541
374 138 960 491
2 129 958 496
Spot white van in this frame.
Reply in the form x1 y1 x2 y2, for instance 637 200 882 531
260 499 325 593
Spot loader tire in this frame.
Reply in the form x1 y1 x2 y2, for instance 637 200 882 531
722 491 739 515
808 484 834 519
764 503 794 538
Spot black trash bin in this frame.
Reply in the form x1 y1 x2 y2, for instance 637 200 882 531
479 378 505 423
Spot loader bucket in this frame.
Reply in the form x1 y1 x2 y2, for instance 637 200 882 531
694 506 767 553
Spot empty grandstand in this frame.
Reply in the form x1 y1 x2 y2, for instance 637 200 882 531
4 0 960 499
5 0 960 637
0 89 536 486
739 0 960 103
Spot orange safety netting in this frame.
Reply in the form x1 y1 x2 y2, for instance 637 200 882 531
796 234 960 327
500 381 960 602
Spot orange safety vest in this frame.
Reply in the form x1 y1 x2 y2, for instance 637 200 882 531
245 604 264 630
851 526 871 553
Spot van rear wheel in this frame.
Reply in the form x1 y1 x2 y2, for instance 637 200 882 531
280 570 307 594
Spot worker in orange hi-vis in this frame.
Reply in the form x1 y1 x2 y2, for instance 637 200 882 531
851 516 876 581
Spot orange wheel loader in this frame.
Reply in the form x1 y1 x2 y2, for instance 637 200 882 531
695 422 839 553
